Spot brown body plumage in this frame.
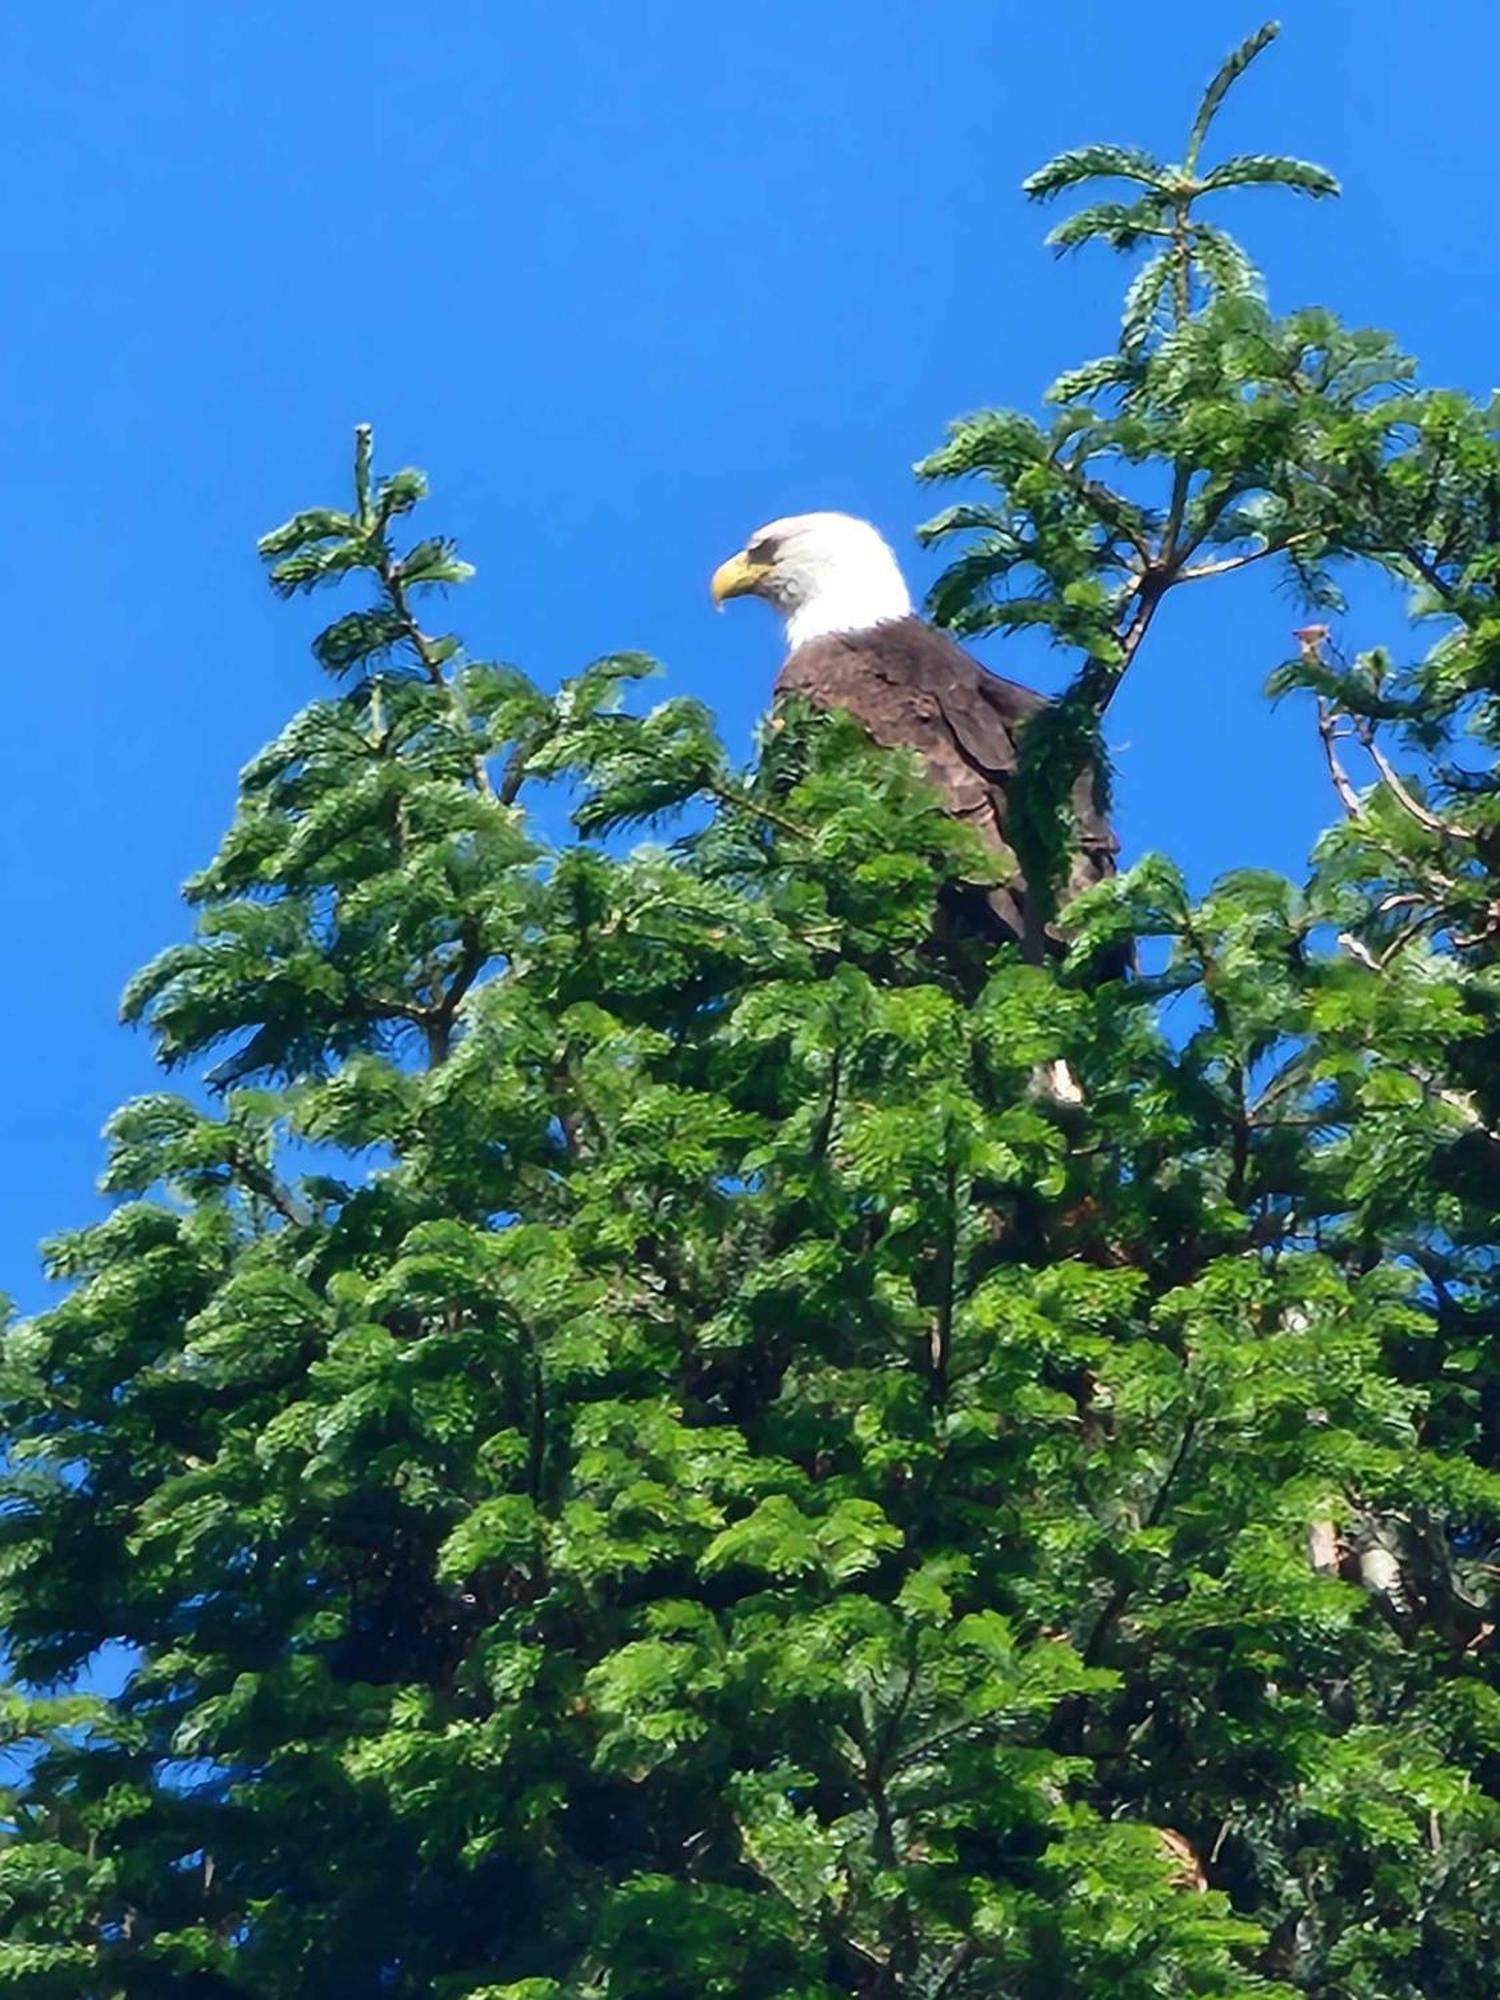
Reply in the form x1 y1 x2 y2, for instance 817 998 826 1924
777 616 1117 956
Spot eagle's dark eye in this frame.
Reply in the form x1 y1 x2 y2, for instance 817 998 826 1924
748 537 778 564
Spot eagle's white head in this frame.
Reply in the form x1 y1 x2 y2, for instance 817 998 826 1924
711 511 913 650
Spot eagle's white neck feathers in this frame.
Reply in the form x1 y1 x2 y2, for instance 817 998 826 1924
752 512 914 649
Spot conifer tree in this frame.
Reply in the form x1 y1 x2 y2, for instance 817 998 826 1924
5 23 1500 1999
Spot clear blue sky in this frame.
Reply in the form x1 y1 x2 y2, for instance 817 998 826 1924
1 0 1493 1311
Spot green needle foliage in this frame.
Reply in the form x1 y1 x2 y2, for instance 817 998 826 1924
916 20 1367 922
6 22 1500 1999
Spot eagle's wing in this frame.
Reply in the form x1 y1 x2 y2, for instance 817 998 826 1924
775 618 1117 954
971 662 1119 901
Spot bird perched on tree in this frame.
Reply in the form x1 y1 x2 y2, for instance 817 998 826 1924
711 511 1118 959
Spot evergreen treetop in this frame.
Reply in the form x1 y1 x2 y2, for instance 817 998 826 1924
5 22 1500 1999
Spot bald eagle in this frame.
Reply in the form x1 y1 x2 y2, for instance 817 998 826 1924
711 511 1117 959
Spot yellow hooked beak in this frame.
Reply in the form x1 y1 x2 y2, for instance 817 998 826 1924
710 547 773 608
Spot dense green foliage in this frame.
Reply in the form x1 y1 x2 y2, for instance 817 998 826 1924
6 24 1500 1997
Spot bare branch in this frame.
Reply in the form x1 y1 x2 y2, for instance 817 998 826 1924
1337 931 1383 974
1317 701 1364 818
1178 530 1316 582
1353 718 1474 842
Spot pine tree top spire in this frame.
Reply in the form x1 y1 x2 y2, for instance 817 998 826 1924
1023 19 1338 346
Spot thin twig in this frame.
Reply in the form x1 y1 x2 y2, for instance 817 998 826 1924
378 548 496 798
928 1148 959 1406
1178 531 1315 582
1403 545 1461 607
706 781 812 843
1052 452 1155 565
1337 931 1383 974
1377 915 1437 969
1317 702 1363 818
1082 1410 1199 1668
1354 717 1474 841
225 1144 308 1228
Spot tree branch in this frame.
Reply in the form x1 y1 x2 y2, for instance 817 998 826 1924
706 781 813 844
377 545 496 798
1082 1410 1198 1669
1353 716 1474 842
1095 572 1167 718
1163 458 1192 566
1401 545 1461 607
424 921 490 1062
1317 701 1364 818
927 1149 959 1407
225 1144 308 1228
1053 452 1155 564
1178 531 1315 582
